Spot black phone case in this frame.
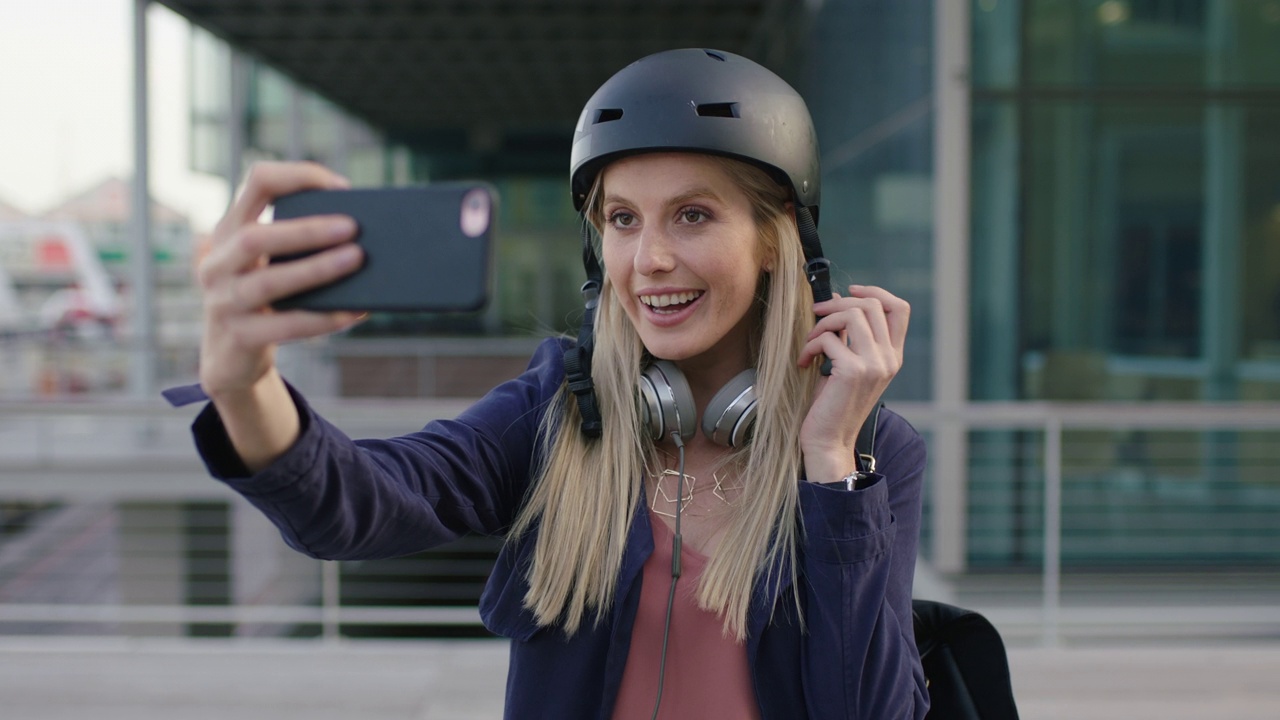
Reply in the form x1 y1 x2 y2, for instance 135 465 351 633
271 184 493 312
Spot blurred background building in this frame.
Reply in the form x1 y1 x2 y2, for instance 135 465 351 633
1 0 1278 645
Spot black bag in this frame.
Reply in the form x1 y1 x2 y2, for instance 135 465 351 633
912 600 1020 720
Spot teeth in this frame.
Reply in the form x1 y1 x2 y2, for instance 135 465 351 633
640 291 702 309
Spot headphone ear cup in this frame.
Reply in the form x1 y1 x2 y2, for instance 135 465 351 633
701 369 758 448
639 361 697 441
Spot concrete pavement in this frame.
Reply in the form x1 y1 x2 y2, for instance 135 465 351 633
1008 643 1280 720
1 637 1278 719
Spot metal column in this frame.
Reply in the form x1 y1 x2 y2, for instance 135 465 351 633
931 0 972 574
129 0 156 400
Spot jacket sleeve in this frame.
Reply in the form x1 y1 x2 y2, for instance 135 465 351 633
797 409 930 719
189 338 567 560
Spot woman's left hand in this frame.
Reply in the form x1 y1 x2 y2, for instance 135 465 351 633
797 284 910 485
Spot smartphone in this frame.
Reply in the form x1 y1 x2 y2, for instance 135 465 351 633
270 183 495 312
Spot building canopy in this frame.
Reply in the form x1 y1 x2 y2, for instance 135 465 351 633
156 0 809 160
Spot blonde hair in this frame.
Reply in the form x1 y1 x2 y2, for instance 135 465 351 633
508 156 818 640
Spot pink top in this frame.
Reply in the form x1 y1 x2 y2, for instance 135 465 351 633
611 509 761 720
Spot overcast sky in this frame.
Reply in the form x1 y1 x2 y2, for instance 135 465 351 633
0 0 228 230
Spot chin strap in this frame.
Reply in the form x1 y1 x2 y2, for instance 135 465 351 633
565 219 604 438
796 206 834 376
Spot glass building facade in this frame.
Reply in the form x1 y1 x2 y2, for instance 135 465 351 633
967 0 1280 568
804 0 1280 570
970 0 1280 405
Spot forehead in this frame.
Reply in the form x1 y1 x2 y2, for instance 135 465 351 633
600 152 738 198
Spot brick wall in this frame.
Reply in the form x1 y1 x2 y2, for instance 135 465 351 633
332 338 547 398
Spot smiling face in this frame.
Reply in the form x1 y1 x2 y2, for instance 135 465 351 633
599 153 770 373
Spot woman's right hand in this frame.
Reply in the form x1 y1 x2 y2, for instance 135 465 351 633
196 161 365 471
198 161 364 400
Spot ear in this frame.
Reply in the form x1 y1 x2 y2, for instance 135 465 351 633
762 206 792 273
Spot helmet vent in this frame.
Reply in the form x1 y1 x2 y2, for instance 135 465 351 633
696 102 739 119
594 108 624 124
703 50 727 62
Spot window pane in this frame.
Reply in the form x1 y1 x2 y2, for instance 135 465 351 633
972 0 1022 89
1024 0 1280 89
971 98 1280 400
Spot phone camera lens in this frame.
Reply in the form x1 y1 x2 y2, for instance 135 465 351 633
460 188 491 238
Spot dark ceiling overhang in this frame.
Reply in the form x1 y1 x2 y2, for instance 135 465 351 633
155 0 811 164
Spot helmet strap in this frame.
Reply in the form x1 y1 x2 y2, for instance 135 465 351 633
796 206 835 376
795 206 830 301
565 218 605 438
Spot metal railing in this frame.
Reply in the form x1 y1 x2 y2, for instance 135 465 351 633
898 401 1280 645
2 398 1279 644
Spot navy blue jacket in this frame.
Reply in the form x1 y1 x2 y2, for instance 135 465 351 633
186 338 929 719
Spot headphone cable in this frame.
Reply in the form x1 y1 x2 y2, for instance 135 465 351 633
650 430 685 720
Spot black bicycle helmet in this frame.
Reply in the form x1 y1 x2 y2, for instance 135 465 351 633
570 48 821 223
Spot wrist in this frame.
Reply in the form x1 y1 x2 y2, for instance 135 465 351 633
210 371 302 473
802 445 860 486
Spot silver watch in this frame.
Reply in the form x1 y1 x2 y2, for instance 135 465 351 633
821 470 865 491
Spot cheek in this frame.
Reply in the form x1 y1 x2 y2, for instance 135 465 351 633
601 246 639 318
719 254 766 296
600 242 627 285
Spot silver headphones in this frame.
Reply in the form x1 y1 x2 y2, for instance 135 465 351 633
638 361 758 448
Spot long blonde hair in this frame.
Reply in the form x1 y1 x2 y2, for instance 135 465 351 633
508 156 819 641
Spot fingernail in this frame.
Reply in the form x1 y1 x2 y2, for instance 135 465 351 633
330 174 352 189
330 217 357 239
334 244 363 268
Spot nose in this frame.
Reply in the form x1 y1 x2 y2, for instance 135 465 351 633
634 226 675 277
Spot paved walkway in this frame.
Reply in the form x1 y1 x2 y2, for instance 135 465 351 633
1 638 1278 719
1008 643 1280 720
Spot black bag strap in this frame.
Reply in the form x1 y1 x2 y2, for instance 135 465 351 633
855 400 884 474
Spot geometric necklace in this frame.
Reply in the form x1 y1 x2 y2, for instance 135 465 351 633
649 469 744 519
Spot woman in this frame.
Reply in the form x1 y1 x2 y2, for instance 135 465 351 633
184 48 928 719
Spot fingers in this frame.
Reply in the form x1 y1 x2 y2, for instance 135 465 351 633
846 284 910 352
809 298 888 344
811 286 909 352
224 310 367 348
800 285 910 371
199 161 364 317
199 214 359 292
798 328 892 374
217 161 350 238
229 244 364 313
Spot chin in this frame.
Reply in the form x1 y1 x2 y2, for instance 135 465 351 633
637 332 711 362
634 315 753 366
